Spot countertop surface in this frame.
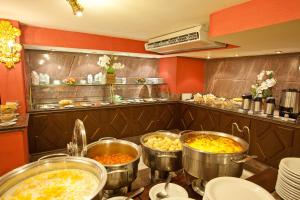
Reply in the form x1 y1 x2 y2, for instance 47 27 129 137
0 114 29 132
28 100 299 128
125 160 280 200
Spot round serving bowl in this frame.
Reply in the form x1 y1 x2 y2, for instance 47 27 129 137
140 131 182 172
180 131 255 183
0 156 107 200
86 138 141 190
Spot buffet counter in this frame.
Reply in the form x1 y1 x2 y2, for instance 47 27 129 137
0 114 29 132
128 161 280 200
28 101 300 168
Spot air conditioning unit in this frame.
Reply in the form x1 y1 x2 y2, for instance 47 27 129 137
145 25 226 54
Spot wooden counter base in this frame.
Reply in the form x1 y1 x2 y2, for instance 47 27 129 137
28 101 300 168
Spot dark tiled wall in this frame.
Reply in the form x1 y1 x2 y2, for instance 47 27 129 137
25 50 162 105
205 53 300 102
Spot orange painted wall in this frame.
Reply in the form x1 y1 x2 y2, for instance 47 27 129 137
0 19 27 113
21 25 152 54
176 57 205 93
159 57 178 93
159 57 205 94
0 130 29 175
209 0 300 37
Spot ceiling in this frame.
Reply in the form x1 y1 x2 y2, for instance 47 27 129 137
0 0 246 40
1 0 299 59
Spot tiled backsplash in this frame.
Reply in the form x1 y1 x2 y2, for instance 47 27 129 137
205 53 300 103
25 50 164 106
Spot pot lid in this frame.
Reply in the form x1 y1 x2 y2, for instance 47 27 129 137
67 119 87 156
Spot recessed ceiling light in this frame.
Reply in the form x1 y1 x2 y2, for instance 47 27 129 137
207 56 211 59
275 51 283 54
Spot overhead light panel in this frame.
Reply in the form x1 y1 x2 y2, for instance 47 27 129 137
66 0 84 17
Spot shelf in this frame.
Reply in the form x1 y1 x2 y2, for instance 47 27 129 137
31 83 166 87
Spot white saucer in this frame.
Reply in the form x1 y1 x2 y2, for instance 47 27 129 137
204 177 275 200
149 183 188 200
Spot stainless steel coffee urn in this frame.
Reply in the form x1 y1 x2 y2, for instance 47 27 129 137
242 94 252 110
254 97 262 113
279 89 300 119
265 97 275 116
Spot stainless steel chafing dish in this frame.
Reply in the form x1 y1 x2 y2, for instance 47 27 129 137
67 119 141 191
180 123 257 196
0 155 107 200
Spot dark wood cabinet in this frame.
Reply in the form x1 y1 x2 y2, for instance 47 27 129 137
28 102 300 168
28 103 178 154
178 102 300 168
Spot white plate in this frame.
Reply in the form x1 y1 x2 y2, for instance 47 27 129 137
276 182 300 200
106 196 133 200
277 178 300 196
204 177 275 200
280 157 300 176
0 121 16 126
278 172 300 189
149 183 188 200
280 165 300 180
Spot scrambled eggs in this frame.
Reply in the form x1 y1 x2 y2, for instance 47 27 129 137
185 134 243 153
1 169 99 200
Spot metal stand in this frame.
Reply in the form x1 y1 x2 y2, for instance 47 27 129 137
150 170 169 183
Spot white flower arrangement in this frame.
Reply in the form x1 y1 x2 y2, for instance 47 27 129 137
97 55 125 74
251 70 276 98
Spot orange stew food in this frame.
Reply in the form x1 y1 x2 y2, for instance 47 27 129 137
93 153 134 165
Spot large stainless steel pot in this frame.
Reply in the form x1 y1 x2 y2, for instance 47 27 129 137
180 123 256 183
67 119 141 190
86 138 141 190
0 155 107 200
140 131 182 172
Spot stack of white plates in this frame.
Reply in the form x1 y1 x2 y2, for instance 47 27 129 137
276 157 300 200
203 177 275 200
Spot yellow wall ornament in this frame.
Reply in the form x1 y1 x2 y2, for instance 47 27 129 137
0 20 22 69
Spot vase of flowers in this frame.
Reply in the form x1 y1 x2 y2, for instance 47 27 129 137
97 55 125 84
251 70 277 99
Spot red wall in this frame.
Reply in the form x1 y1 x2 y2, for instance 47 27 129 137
21 25 152 54
176 57 205 93
0 130 29 175
0 19 27 113
159 57 205 94
209 0 300 37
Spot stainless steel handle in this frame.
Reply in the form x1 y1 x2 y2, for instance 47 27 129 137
178 130 193 136
232 122 251 152
231 155 257 164
38 153 69 161
98 137 116 141
107 169 128 175
157 154 177 159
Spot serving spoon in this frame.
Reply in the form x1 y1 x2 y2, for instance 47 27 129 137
156 173 173 199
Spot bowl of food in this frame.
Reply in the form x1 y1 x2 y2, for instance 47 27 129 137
0 114 15 122
0 104 17 114
180 130 255 184
59 99 73 106
140 131 182 172
67 120 141 190
0 155 107 200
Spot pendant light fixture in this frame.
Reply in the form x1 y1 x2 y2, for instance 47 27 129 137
66 0 84 17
